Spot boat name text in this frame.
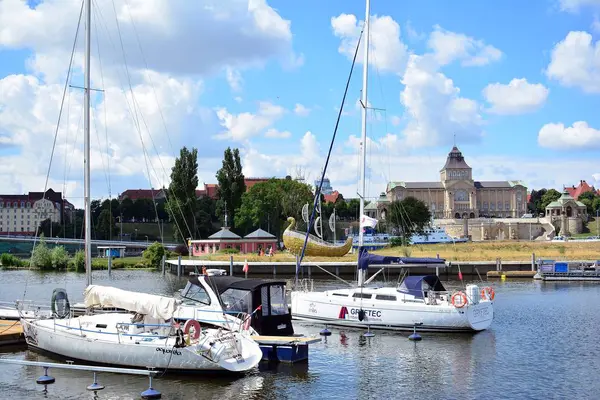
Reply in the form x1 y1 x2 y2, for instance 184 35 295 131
156 347 182 356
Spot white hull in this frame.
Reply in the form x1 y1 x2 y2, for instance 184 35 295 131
21 314 262 373
291 286 493 332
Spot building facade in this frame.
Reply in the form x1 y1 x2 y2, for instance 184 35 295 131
384 146 527 219
0 189 71 235
545 191 587 235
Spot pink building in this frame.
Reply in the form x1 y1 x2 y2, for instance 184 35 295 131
190 227 278 256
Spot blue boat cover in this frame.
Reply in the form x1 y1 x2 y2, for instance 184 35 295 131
357 248 446 270
397 275 447 298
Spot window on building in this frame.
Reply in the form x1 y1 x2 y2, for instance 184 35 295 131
0 202 3 208
483 202 488 209
13 202 17 208
505 202 510 211
26 202 31 208
6 202 10 208
490 203 495 211
454 190 468 202
497 202 502 210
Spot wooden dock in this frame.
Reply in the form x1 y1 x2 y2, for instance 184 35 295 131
0 320 24 346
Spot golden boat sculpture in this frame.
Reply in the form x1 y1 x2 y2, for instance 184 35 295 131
283 217 352 257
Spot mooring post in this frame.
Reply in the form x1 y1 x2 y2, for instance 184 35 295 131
107 256 112 276
531 252 536 271
229 255 233 276
273 264 276 277
161 255 165 275
436 253 440 277
177 255 182 277
308 265 312 278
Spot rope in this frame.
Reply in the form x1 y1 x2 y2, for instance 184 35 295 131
294 27 364 284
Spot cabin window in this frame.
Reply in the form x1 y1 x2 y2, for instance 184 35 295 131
220 288 252 314
181 282 211 305
375 294 396 301
332 293 348 297
352 293 372 299
269 285 288 315
261 286 270 316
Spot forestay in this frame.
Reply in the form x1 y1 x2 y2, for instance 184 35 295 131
84 285 180 320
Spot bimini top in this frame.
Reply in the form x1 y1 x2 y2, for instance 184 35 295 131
190 275 287 294
397 276 447 298
83 285 179 320
357 248 446 270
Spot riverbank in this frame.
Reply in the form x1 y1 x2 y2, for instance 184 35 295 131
0 256 153 271
194 240 600 263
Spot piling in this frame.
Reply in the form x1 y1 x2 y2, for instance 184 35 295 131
177 255 182 277
107 256 112 276
229 255 233 276
531 253 536 272
161 255 165 275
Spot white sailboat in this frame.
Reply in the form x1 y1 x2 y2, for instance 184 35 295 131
20 0 262 373
290 0 494 333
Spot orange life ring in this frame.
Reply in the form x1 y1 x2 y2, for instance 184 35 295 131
480 286 495 301
451 292 468 308
183 319 201 340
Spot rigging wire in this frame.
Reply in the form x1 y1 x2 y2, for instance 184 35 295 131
294 27 364 283
22 0 84 302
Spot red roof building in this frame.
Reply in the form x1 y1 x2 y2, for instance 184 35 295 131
564 180 597 200
323 190 344 204
118 189 166 202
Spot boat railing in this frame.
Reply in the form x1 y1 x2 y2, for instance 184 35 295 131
297 279 314 293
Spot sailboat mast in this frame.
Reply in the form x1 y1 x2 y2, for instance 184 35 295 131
357 0 370 287
84 0 92 286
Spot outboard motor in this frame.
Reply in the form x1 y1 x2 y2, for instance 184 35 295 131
51 288 71 318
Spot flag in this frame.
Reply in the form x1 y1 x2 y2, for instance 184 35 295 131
360 214 378 229
458 265 463 281
243 259 249 273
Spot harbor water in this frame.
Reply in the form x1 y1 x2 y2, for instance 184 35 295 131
1 269 599 399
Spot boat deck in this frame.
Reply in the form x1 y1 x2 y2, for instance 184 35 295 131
0 320 24 346
251 335 321 346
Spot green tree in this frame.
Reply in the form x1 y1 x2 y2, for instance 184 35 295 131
120 198 134 221
38 218 63 238
387 197 431 243
51 246 69 269
95 209 116 240
540 189 562 212
216 147 245 229
30 236 52 270
165 147 198 242
196 197 216 238
593 197 600 214
72 249 85 272
142 242 166 269
528 189 547 215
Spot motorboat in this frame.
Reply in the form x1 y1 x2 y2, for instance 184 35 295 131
20 285 263 373
174 275 294 336
291 249 494 332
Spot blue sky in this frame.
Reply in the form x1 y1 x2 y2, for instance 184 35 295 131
1 0 600 206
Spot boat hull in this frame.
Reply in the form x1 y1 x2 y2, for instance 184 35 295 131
21 315 262 373
291 290 493 332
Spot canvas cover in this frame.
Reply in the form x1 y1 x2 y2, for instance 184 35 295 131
357 248 446 270
83 285 179 320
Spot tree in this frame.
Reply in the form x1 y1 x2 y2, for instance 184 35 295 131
528 189 547 215
166 146 198 242
578 191 598 213
95 209 116 240
30 236 52 270
387 197 431 243
196 197 216 238
235 179 313 240
142 242 166 269
593 198 600 214
91 199 102 221
216 147 245 229
120 198 134 221
540 189 562 212
38 218 63 238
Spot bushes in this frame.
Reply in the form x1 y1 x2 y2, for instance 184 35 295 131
51 246 69 269
30 240 53 270
142 242 166 269
173 244 189 256
72 250 85 272
219 247 240 254
0 253 24 268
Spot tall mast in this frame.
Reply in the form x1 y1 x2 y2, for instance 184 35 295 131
357 0 370 287
84 0 92 286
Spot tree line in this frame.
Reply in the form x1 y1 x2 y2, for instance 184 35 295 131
528 188 600 216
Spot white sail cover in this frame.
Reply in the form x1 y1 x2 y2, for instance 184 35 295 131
83 285 179 320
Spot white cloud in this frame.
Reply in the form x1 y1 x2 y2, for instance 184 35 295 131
400 54 484 147
427 25 502 67
331 13 409 75
405 21 425 41
483 78 549 115
546 31 600 93
214 101 285 141
390 115 401 126
264 128 291 139
294 103 310 117
234 96 243 103
538 121 600 150
592 14 600 33
225 67 243 92
559 0 600 12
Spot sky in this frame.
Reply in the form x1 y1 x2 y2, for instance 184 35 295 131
1 0 600 208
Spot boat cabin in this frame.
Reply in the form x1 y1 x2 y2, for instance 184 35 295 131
397 275 447 299
183 276 294 336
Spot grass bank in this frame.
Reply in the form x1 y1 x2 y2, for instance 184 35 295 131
190 240 600 263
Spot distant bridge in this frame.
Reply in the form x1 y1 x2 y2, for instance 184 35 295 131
0 235 180 250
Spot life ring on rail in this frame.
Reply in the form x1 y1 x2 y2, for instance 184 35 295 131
480 287 495 301
183 319 201 340
451 292 468 308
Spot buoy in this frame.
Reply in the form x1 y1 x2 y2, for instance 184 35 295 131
320 325 331 336
36 367 55 385
363 326 375 338
408 324 422 341
86 372 105 391
141 375 161 399
501 274 506 281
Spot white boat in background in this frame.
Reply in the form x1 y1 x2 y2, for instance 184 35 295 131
291 0 494 334
410 225 469 244
21 285 262 372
